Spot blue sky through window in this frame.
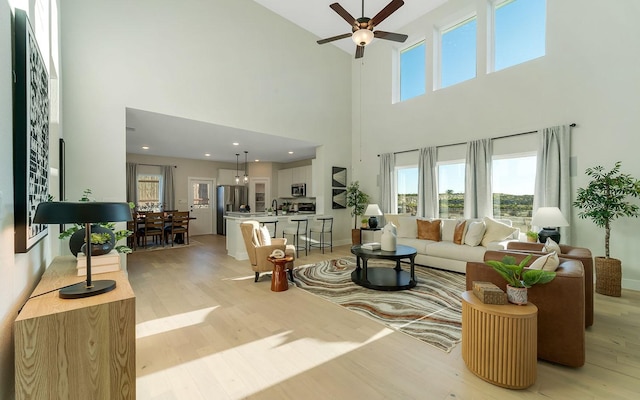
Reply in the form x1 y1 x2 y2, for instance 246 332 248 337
400 42 426 101
495 0 546 71
441 17 477 88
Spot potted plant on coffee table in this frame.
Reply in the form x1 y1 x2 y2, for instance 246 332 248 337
573 161 640 296
485 255 556 305
346 181 369 245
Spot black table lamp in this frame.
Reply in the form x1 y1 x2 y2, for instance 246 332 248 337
530 206 569 244
34 201 132 299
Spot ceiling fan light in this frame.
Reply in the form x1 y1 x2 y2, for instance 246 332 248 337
352 29 374 46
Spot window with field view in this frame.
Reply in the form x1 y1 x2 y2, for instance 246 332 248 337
137 174 162 211
438 162 465 218
397 166 418 215
492 154 536 232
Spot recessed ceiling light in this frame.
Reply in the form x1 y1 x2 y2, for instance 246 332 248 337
142 146 149 150
205 153 211 157
232 142 239 146
288 151 294 154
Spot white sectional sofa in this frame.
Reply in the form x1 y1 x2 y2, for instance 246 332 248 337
383 215 521 273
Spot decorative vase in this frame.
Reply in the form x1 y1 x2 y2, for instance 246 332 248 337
69 225 116 257
381 223 397 251
527 236 537 243
506 285 528 305
80 242 114 256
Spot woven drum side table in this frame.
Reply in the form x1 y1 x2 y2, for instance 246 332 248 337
461 291 538 389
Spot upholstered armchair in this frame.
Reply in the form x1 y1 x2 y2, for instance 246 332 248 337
240 221 295 282
506 241 594 327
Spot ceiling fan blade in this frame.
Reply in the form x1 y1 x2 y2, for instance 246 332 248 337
370 0 404 27
317 33 353 45
355 45 365 59
374 30 408 43
330 3 357 26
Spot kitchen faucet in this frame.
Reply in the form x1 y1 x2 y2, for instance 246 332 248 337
271 199 278 216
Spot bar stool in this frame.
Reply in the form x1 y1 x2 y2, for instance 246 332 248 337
309 216 333 254
283 217 309 257
260 219 278 238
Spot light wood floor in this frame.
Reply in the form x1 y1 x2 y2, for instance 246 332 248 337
128 235 640 399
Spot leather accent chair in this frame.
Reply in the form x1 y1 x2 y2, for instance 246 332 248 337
466 250 585 367
240 221 295 282
506 242 594 327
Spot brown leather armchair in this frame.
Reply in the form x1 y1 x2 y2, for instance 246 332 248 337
507 241 594 327
466 250 585 367
240 221 295 282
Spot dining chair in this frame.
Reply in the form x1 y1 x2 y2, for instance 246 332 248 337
164 211 190 246
137 212 165 247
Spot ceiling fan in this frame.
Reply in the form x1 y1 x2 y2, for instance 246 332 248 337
317 0 408 59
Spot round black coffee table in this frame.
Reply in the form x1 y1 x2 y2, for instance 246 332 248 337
350 245 417 291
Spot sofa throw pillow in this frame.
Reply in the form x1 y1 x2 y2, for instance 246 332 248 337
417 219 441 241
528 251 560 271
397 216 418 238
441 219 458 242
480 217 517 247
258 226 272 246
453 220 467 245
543 237 561 254
464 221 486 246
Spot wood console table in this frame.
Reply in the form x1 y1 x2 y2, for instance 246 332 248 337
14 255 136 399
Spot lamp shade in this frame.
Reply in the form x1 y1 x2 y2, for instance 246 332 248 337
352 29 374 46
364 204 383 216
530 207 569 228
34 202 132 224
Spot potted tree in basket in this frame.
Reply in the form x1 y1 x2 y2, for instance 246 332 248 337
485 255 556 305
346 181 369 245
573 161 640 296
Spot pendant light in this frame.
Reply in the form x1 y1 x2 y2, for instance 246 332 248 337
243 151 249 184
235 153 240 184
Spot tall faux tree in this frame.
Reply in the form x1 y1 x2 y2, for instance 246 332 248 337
346 181 369 229
574 161 640 258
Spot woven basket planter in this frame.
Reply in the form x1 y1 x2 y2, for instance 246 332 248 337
595 257 622 297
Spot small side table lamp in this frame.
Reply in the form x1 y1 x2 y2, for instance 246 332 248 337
34 201 132 299
531 206 569 244
364 204 383 229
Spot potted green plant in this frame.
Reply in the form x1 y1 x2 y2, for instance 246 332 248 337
346 181 369 244
525 231 538 243
361 218 369 228
485 255 556 305
267 207 273 216
573 161 640 296
59 189 134 256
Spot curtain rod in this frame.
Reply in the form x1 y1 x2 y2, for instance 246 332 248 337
137 163 177 168
378 123 576 156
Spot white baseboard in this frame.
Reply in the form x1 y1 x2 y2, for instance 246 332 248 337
622 278 640 291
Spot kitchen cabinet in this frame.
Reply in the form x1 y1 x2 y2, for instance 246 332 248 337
278 166 312 198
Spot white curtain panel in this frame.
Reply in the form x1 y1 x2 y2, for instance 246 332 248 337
379 153 396 214
533 125 572 243
464 138 493 219
162 165 175 211
126 162 137 206
418 147 438 218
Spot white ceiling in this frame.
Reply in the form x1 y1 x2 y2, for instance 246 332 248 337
126 1 447 164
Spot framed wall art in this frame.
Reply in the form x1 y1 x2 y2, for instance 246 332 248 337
332 166 347 188
13 9 50 253
332 188 346 209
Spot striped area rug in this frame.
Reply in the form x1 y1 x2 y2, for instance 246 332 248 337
293 257 465 353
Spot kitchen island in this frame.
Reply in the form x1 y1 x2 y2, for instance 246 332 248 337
224 213 315 260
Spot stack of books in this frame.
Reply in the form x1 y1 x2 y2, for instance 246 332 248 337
361 242 381 250
76 250 121 276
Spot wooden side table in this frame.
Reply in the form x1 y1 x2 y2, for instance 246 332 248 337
461 291 537 389
267 256 294 292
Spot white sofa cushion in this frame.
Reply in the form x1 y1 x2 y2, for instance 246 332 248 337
481 217 517 247
397 237 432 253
464 220 486 246
425 241 487 263
529 251 560 271
441 219 458 242
397 216 417 238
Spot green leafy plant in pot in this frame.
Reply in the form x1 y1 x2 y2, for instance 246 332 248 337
573 161 640 296
485 255 556 305
346 181 369 244
525 231 538 243
59 189 134 256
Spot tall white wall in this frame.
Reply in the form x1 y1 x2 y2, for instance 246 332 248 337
352 0 640 289
59 0 353 243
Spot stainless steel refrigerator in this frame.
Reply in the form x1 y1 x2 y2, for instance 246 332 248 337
216 185 248 235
